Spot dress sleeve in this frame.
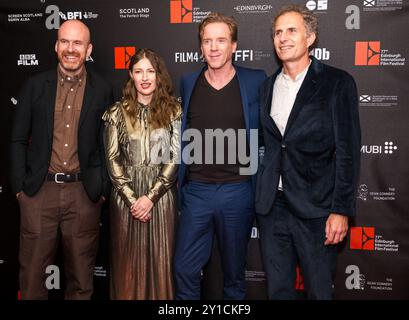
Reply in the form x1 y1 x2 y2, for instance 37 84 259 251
145 106 182 204
103 105 138 208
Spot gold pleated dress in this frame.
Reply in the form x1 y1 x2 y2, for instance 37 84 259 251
102 101 181 300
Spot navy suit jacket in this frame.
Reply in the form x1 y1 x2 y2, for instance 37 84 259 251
255 57 361 218
178 65 267 202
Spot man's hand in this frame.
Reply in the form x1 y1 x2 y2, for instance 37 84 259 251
325 213 348 245
130 196 153 223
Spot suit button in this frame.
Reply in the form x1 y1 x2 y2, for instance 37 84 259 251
281 144 286 149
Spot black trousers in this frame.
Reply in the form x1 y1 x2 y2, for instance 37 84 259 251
257 192 338 300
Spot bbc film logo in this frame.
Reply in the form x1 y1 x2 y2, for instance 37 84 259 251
350 227 399 252
17 54 39 66
114 47 136 69
355 41 405 66
170 0 211 24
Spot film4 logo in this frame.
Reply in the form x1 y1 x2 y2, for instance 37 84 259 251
114 47 136 69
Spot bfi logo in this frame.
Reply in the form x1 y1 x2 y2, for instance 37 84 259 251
62 11 82 19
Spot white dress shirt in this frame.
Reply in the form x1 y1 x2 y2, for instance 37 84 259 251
270 61 311 190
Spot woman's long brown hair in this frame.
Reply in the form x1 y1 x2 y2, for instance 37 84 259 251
122 48 179 129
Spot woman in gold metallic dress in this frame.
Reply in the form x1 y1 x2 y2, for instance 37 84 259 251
102 49 181 299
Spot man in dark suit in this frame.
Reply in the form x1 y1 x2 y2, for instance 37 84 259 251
10 20 113 299
255 5 361 299
173 12 266 299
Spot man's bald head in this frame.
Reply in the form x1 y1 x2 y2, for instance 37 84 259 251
55 19 93 76
58 19 91 44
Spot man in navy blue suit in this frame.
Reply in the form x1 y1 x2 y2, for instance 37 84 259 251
255 5 361 299
173 12 266 299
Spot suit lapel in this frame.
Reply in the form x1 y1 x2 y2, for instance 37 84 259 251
283 58 322 138
180 68 202 135
79 70 94 129
235 66 250 134
45 71 57 149
263 69 282 139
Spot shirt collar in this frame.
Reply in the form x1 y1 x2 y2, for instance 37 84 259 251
58 66 86 86
280 59 311 83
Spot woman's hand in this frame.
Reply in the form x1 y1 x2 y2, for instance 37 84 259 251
130 196 153 223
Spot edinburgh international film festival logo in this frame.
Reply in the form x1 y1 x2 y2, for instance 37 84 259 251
114 47 136 69
355 41 405 66
170 0 211 24
350 227 399 252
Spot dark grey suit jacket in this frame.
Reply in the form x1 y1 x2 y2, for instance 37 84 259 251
255 57 361 218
